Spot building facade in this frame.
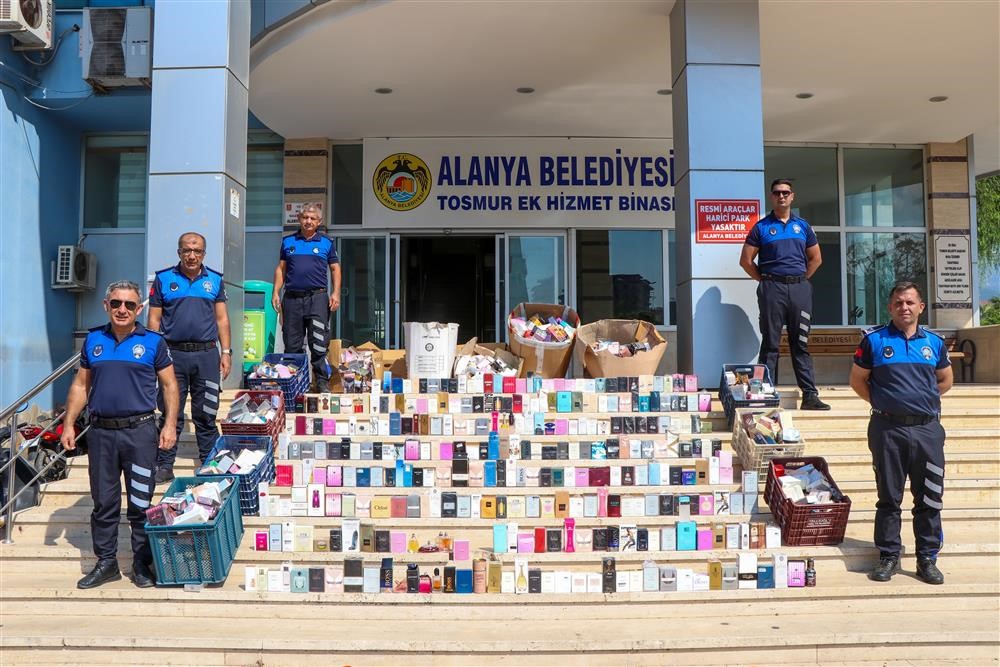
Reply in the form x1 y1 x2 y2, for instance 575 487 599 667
1 0 997 408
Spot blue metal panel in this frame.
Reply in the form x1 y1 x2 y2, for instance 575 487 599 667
148 68 228 174
76 232 147 328
0 78 82 408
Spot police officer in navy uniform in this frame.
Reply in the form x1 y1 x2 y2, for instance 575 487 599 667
272 203 341 388
61 280 179 589
740 179 830 410
850 282 952 585
148 232 232 483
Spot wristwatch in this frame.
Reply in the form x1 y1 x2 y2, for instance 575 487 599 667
221 348 232 355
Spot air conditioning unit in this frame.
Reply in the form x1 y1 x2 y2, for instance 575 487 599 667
0 0 53 49
81 6 151 88
51 246 97 292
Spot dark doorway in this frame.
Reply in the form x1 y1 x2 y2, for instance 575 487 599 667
400 235 496 343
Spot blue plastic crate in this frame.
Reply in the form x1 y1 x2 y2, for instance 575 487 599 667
246 353 311 406
197 435 275 516
717 364 780 426
147 475 244 586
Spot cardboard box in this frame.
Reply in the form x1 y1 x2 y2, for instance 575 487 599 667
574 319 667 378
508 303 581 378
453 338 524 379
403 322 460 379
328 340 407 391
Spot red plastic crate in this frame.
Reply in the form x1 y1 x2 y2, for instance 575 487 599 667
765 456 851 546
220 390 285 442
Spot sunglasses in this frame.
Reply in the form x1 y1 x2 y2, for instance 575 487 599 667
108 299 139 312
771 190 793 197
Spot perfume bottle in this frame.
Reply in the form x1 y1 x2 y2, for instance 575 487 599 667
805 558 817 587
564 518 576 553
407 533 419 554
515 563 528 592
432 567 442 592
436 531 446 551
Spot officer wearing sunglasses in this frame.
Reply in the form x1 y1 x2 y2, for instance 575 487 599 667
60 280 179 589
740 179 830 410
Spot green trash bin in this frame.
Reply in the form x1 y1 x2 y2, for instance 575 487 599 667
242 280 277 374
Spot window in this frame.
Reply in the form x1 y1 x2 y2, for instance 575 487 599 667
246 134 284 228
764 146 839 226
845 148 924 227
83 136 148 229
763 145 927 325
576 230 664 324
846 232 928 326
331 144 363 226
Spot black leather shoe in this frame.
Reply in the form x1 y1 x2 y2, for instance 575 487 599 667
154 467 174 484
800 393 831 411
132 560 156 588
916 558 944 585
868 556 900 582
78 560 122 589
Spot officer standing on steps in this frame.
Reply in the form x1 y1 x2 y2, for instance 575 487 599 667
272 203 341 390
740 179 830 410
61 280 179 589
148 232 232 483
850 282 952 585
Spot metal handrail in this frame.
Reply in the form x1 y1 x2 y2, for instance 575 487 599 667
0 424 90 517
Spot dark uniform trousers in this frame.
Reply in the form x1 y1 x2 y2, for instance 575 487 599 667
757 279 817 394
88 421 158 564
282 290 331 383
868 416 946 559
157 348 221 466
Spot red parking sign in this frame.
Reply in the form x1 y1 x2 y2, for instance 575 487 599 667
695 199 760 243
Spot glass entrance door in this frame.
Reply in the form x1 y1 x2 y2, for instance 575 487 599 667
331 234 389 348
505 233 566 318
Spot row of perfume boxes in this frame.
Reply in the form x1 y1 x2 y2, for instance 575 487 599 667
256 487 761 520
279 436 725 463
288 413 715 438
296 391 715 417
271 458 751 490
254 519 780 556
243 554 812 595
317 373 704 398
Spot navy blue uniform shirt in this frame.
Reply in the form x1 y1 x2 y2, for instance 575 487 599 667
80 323 173 417
279 232 339 291
148 264 227 343
854 322 950 416
745 212 818 277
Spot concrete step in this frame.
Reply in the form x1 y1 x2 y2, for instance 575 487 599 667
2 603 997 667
10 502 998 550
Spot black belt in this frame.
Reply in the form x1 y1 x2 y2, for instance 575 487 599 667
762 274 805 284
168 341 217 352
872 409 938 426
92 412 155 430
284 288 327 298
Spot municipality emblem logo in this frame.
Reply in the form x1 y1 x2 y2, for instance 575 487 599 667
93 345 103 357
202 280 213 292
921 346 933 360
313 247 320 254
132 344 146 359
769 227 777 235
374 153 431 211
792 224 801 233
169 282 179 292
883 346 894 359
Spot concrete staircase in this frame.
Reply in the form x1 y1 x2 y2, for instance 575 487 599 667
2 386 998 666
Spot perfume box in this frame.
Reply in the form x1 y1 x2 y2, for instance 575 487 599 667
528 568 542 594
773 553 788 589
343 559 364 593
659 566 677 591
788 559 806 587
722 563 739 590
738 552 758 589
676 521 697 551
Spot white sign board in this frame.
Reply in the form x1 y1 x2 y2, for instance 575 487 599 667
362 138 675 228
934 232 972 303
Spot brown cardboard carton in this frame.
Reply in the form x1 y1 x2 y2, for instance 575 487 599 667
507 303 581 378
453 338 524 378
574 319 666 378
